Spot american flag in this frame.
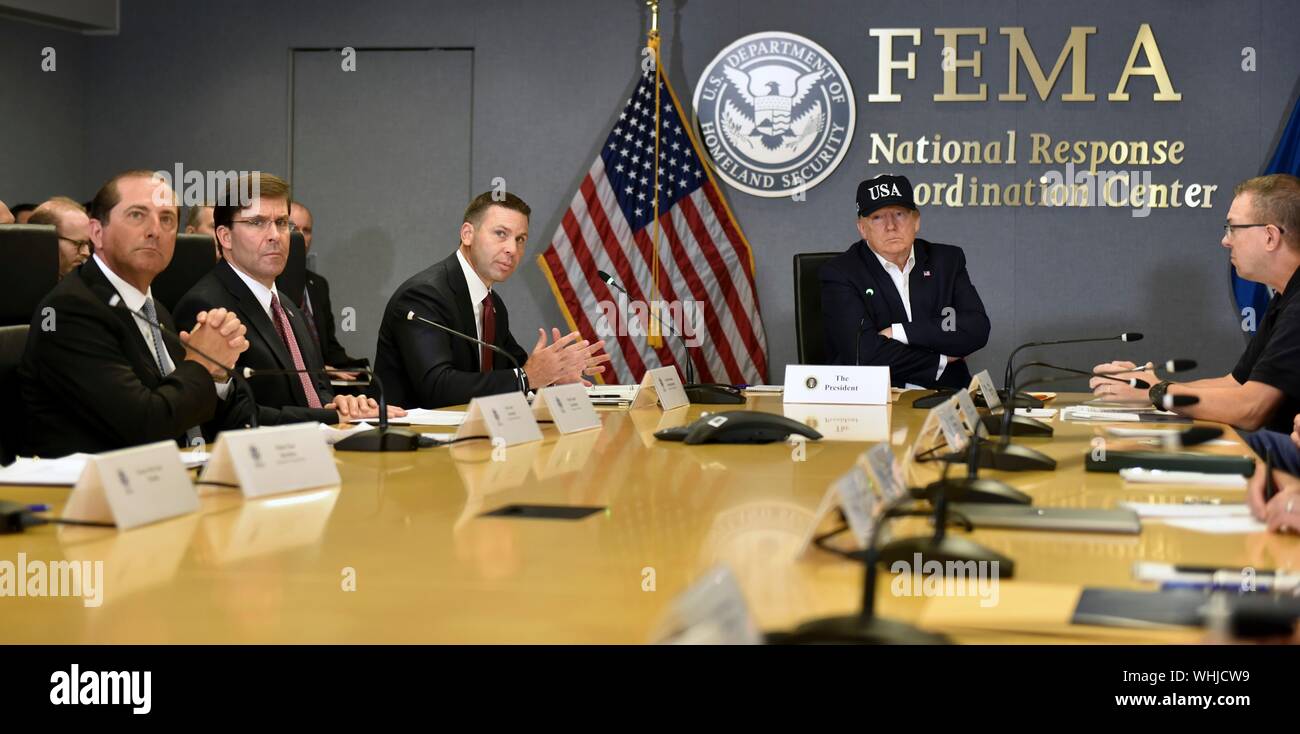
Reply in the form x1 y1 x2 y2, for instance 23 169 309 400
538 66 769 385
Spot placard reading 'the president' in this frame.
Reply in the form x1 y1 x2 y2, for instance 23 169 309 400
783 365 890 405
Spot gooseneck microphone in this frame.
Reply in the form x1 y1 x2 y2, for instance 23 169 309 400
1020 360 1152 389
854 315 868 367
771 489 959 644
405 310 526 394
108 294 261 430
1001 332 1144 406
595 271 744 404
241 365 419 451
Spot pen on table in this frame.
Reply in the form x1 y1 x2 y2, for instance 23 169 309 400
27 504 50 512
1159 581 1256 592
1264 447 1277 502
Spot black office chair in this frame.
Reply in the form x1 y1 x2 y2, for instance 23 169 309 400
275 230 308 306
153 233 218 312
0 224 60 326
792 252 839 364
0 324 30 465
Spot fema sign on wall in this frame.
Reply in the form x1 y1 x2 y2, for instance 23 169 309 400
693 31 855 198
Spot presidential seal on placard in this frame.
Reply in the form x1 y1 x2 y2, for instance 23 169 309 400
693 31 855 198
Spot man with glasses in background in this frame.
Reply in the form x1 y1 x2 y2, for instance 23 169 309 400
289 199 368 380
1092 174 1300 432
28 197 92 279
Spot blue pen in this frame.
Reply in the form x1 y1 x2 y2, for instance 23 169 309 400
27 504 50 512
1159 582 1257 593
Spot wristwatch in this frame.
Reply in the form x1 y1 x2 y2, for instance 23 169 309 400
1148 380 1173 410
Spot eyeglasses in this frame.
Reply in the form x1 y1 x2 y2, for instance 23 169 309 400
233 217 291 232
58 236 92 252
1223 223 1286 238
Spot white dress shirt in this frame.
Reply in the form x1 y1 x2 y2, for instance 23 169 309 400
228 262 281 323
95 254 231 398
456 249 527 388
871 248 948 382
456 249 491 343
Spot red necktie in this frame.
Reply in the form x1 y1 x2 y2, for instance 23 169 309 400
270 292 323 408
480 293 495 372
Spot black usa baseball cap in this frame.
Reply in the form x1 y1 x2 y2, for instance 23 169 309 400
856 174 917 217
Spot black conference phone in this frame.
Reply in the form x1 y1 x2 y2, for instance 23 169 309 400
654 410 823 445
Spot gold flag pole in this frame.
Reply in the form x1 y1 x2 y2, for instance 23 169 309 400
646 0 663 348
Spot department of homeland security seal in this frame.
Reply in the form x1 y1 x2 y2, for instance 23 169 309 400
693 31 855 198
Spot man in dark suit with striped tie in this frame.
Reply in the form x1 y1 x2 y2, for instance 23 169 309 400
174 173 402 425
21 170 252 457
374 191 610 409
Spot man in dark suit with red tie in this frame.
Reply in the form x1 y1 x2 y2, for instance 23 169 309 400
174 173 401 424
375 191 610 409
819 174 991 388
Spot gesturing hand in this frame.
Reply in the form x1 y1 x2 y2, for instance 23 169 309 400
523 328 612 388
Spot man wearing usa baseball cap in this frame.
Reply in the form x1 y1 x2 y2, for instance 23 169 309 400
816 173 990 388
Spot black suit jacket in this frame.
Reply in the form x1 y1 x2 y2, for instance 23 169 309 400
375 252 529 408
304 269 368 368
819 238 990 388
174 260 338 426
20 257 251 457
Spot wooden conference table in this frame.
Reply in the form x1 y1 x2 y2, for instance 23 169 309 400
0 393 1294 644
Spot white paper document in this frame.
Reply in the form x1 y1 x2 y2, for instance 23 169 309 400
1163 516 1268 534
0 450 207 486
1120 501 1252 519
1119 468 1247 489
349 408 466 426
320 422 374 445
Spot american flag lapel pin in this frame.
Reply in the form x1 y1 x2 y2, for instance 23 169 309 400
923 270 931 277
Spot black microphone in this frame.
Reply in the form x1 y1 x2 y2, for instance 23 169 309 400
108 294 261 430
1158 393 1199 410
596 268 690 379
1008 371 1200 409
854 315 868 367
405 310 526 394
594 271 743 404
1175 426 1222 447
240 365 419 451
1002 332 1143 406
1020 360 1151 389
772 496 956 644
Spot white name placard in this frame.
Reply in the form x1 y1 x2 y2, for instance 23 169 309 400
954 388 983 436
782 365 890 405
972 369 1002 410
795 464 880 558
935 398 971 454
630 366 690 411
651 566 761 645
863 443 910 506
64 441 199 530
456 391 542 447
199 423 340 498
532 383 601 434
